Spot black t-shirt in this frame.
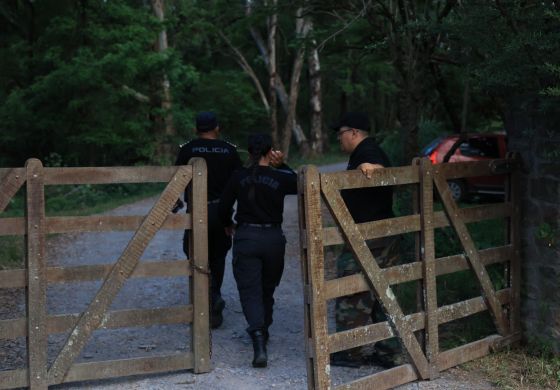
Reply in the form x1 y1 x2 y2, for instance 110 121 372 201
342 137 394 223
175 138 242 201
219 164 297 225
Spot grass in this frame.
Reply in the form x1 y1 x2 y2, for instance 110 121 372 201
464 346 560 389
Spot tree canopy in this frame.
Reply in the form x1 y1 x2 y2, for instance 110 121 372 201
0 0 558 167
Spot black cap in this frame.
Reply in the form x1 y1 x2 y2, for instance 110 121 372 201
332 112 370 132
196 111 218 132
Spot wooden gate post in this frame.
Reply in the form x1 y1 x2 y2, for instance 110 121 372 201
299 166 330 390
25 158 48 390
188 158 211 373
419 158 440 379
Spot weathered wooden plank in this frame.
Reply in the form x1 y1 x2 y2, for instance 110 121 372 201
302 166 331 390
433 171 509 336
324 245 512 300
188 157 210 374
48 260 192 283
321 178 430 379
328 288 511 354
47 165 192 384
297 166 315 390
0 305 193 339
43 166 185 185
25 158 48 390
0 217 25 236
438 289 510 324
0 353 193 389
0 268 27 288
334 364 418 390
0 260 191 289
458 202 512 223
321 203 511 247
0 214 191 236
321 166 419 190
411 158 424 351
435 159 512 180
0 168 25 213
0 369 27 390
63 353 193 383
47 214 191 234
419 158 439 378
323 214 420 245
438 335 502 371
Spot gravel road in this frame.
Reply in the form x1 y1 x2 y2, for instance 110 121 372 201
1 163 496 389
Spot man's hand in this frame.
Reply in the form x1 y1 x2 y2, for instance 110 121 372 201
171 199 184 213
358 163 384 179
269 150 285 168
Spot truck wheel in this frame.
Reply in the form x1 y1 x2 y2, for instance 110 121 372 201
448 180 467 202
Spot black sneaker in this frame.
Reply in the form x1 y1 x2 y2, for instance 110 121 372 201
330 351 363 368
211 297 225 329
365 352 407 368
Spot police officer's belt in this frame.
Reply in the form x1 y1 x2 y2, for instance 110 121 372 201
239 223 281 228
208 199 220 205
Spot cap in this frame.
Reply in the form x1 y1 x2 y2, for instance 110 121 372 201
196 111 218 132
332 112 370 132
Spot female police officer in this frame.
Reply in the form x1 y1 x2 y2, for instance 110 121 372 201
219 133 297 368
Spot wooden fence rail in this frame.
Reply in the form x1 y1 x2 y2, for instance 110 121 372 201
0 159 210 389
298 156 521 389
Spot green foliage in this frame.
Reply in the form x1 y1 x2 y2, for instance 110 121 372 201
536 222 559 249
0 0 197 166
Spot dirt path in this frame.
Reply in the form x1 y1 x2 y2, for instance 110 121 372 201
1 163 496 389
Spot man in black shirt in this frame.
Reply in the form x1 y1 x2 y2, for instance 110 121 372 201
175 111 242 329
332 112 402 368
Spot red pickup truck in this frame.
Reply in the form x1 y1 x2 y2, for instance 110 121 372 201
421 133 508 201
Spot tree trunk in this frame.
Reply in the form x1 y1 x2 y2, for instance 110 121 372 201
268 0 279 148
247 10 309 151
308 32 324 155
398 89 421 165
430 62 461 132
280 8 310 157
151 0 175 162
460 70 470 134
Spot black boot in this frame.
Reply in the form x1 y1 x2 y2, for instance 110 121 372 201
211 296 225 329
250 330 268 368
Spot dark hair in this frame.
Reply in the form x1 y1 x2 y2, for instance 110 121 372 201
248 133 272 165
247 133 272 209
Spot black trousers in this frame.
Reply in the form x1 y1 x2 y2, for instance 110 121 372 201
232 225 286 334
183 202 232 303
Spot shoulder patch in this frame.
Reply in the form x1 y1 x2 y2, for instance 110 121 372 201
222 139 238 148
179 139 194 148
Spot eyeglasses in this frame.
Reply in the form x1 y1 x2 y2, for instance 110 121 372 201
336 128 353 138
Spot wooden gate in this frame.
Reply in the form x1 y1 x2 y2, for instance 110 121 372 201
298 155 521 389
0 158 210 389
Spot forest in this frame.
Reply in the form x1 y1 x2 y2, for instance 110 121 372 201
1 0 558 168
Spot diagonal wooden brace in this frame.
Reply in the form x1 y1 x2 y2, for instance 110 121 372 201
48 166 192 384
0 168 26 213
321 179 431 380
432 168 509 336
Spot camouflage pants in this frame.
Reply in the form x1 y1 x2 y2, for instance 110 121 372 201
335 236 402 356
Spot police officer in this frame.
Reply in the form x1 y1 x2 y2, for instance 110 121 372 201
219 133 297 368
175 111 242 329
331 112 403 368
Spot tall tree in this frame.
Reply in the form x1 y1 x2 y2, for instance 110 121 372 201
151 0 176 162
